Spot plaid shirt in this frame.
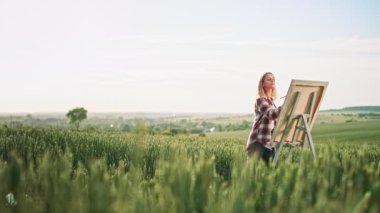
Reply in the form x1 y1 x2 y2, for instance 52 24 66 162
246 97 282 149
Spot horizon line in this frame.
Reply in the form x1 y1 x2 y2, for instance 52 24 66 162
1 105 379 115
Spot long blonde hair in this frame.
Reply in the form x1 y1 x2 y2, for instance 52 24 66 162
257 72 277 100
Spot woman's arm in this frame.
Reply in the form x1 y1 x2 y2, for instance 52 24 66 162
256 98 282 120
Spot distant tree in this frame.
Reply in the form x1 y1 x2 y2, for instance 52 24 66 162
190 128 203 134
66 107 87 130
120 123 132 132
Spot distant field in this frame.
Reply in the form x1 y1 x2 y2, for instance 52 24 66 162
208 118 380 144
313 120 380 144
183 111 379 126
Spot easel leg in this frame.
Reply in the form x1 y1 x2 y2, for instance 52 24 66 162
301 115 317 161
272 142 283 166
286 146 294 163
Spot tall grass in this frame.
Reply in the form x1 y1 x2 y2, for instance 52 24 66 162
0 126 379 212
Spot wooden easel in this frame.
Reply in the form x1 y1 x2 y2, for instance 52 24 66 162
271 91 317 166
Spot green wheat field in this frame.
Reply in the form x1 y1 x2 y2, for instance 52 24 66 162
0 110 379 212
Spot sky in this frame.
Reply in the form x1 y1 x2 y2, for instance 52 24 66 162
1 0 380 113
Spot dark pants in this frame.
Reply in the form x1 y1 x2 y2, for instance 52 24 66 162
247 142 275 165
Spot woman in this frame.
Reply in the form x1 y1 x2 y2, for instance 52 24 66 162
246 72 282 165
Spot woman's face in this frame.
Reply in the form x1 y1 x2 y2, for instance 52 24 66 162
263 74 275 91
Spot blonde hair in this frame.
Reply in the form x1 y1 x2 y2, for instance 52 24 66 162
258 72 277 100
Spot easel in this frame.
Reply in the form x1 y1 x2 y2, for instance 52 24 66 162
271 91 317 166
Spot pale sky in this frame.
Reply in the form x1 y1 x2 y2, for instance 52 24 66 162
1 0 379 113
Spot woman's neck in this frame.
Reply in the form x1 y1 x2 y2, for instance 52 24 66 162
264 90 272 99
